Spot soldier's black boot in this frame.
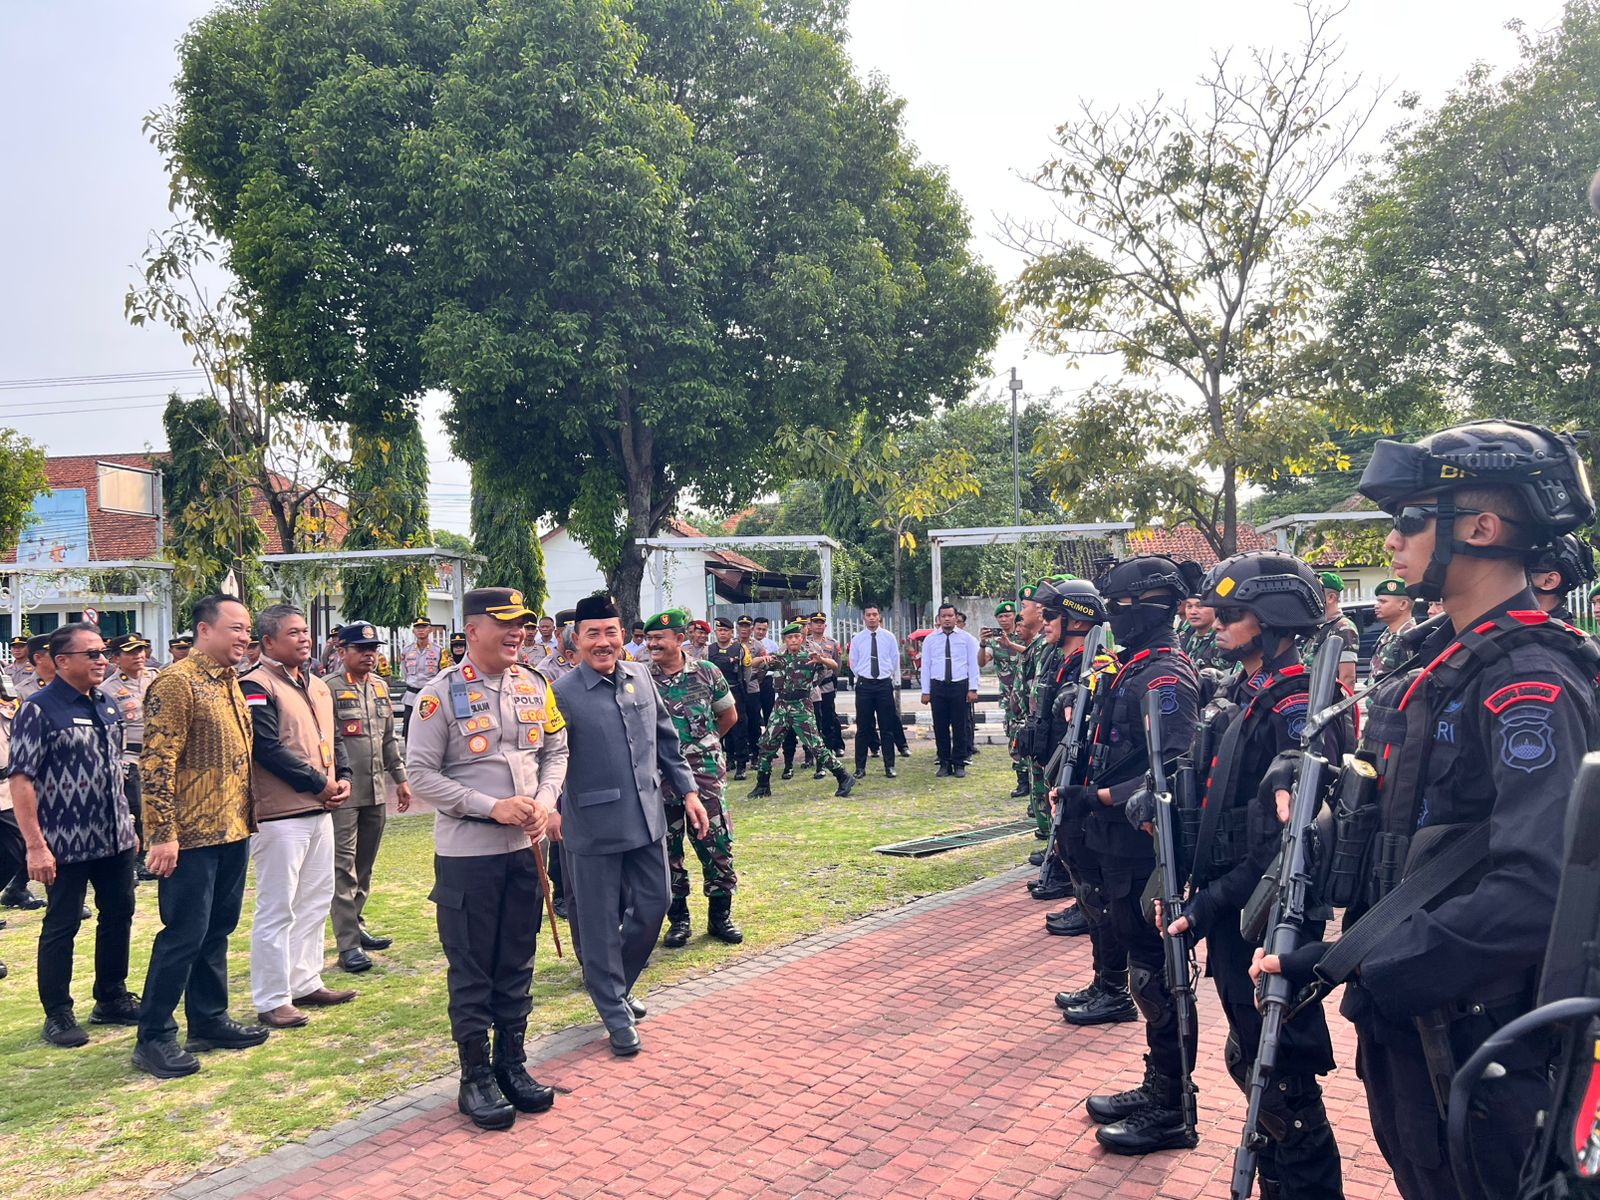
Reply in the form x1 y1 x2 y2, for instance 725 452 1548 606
1054 976 1103 1011
733 761 747 781
662 898 692 948
707 895 744 944
1086 1055 1162 1123
492 1025 555 1114
1011 766 1029 798
832 767 856 798
780 760 794 780
747 772 772 799
457 1035 516 1130
1065 970 1136 1026
1094 1067 1197 1155
812 761 828 780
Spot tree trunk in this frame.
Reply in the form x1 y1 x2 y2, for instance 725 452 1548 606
892 534 905 634
1222 459 1239 557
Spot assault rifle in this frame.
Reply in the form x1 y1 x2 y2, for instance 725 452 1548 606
1142 687 1199 1141
1040 624 1109 877
1230 637 1345 1200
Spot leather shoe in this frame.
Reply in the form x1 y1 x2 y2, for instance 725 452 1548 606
358 928 392 951
133 1038 200 1078
339 948 373 973
852 768 866 780
293 987 357 1007
609 1025 641 1056
257 1005 309 1028
1029 881 1072 902
885 766 897 779
1046 906 1091 936
953 766 967 778
781 764 794 780
0 887 44 910
935 764 952 778
625 993 647 1020
1055 980 1102 1010
552 896 568 919
186 1017 270 1051
0 959 6 979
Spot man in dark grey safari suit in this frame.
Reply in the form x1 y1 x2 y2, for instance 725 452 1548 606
551 594 707 1057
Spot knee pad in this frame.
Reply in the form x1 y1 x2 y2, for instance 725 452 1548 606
1224 1030 1250 1093
1129 965 1175 1032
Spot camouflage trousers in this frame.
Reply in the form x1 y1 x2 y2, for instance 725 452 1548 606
665 770 736 899
1027 759 1050 836
756 699 843 776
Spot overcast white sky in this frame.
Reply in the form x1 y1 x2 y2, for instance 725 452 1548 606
0 0 1565 533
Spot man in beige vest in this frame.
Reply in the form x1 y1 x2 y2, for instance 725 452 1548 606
239 605 354 1029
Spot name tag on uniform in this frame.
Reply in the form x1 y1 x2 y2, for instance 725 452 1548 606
73 717 94 726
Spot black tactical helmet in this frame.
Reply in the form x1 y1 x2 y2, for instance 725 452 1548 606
1200 552 1324 633
1096 555 1200 602
1038 577 1108 624
1359 420 1595 533
1529 532 1597 591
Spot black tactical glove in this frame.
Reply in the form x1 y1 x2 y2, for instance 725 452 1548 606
1261 750 1302 798
1058 785 1098 819
1125 785 1157 830
1275 940 1331 989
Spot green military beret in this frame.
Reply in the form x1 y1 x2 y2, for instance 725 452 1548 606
1318 571 1345 592
644 608 690 633
1372 578 1409 598
994 601 1017 617
781 621 804 636
1017 584 1038 603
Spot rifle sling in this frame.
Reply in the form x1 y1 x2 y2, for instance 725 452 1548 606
1315 820 1491 989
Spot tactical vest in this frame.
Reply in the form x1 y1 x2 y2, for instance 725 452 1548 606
1189 668 1310 885
707 640 745 690
1344 611 1599 910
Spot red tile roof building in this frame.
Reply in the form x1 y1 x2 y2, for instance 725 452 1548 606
1125 523 1272 568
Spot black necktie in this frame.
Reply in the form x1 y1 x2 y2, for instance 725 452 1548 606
944 633 953 682
870 631 880 677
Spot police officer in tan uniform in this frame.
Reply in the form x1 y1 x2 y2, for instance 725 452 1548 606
406 587 569 1131
399 617 444 736
107 633 159 882
324 621 411 973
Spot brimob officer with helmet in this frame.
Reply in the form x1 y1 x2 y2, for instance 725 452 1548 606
1527 531 1596 620
1255 420 1600 1200
1159 551 1350 1199
1064 555 1203 1155
405 587 569 1131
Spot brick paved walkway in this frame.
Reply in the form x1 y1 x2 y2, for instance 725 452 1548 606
168 869 1400 1200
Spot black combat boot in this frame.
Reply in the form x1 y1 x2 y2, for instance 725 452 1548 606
661 897 692 948
1011 767 1029 798
1045 906 1090 937
1086 1055 1163 1123
747 772 772 799
733 761 747 781
832 767 856 798
1054 976 1103 1011
812 759 828 779
1095 1067 1197 1154
492 1025 555 1114
1065 971 1136 1026
780 760 794 780
457 1035 516 1130
708 895 744 944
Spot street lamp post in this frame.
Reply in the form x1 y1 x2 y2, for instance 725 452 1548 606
1008 367 1023 591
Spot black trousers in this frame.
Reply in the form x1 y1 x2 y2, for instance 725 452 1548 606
138 838 250 1043
1106 858 1194 1081
854 680 899 771
40 848 136 1014
928 679 971 767
735 692 762 764
0 812 25 897
759 678 775 723
123 763 144 853
815 693 844 753
431 849 541 1042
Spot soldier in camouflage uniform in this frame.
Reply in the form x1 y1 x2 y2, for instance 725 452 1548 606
1011 583 1052 846
747 623 855 799
1367 576 1417 681
982 601 1029 799
1298 570 1360 693
643 609 744 948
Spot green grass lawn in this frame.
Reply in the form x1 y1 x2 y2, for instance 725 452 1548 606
1 748 1033 1199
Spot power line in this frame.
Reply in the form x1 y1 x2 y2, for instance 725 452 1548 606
0 369 206 392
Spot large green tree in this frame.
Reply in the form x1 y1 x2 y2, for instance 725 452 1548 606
0 431 49 560
161 393 266 615
1322 2 1600 435
166 0 1001 628
470 462 549 615
340 418 432 628
1009 3 1377 556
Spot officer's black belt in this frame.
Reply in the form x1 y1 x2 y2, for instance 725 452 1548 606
779 692 810 702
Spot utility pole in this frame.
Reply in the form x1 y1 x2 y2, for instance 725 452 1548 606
1009 367 1023 591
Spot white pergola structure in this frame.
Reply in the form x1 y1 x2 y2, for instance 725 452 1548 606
927 523 1134 604
262 546 483 631
636 534 841 620
4 559 177 647
1254 511 1389 554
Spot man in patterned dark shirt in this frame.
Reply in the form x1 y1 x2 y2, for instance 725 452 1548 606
9 622 140 1049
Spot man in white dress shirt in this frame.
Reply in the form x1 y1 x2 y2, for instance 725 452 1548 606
847 606 900 780
919 604 978 778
